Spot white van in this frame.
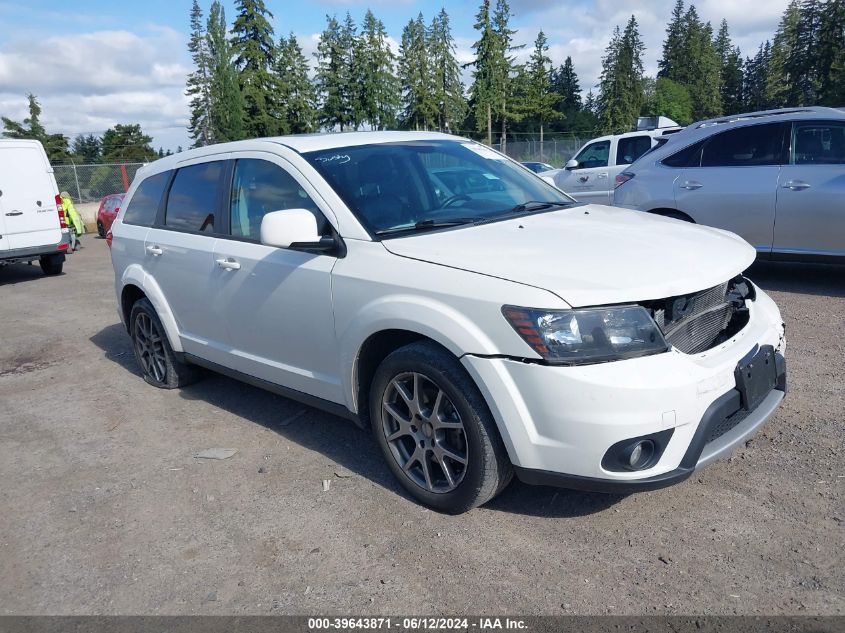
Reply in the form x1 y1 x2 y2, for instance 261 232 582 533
544 121 682 204
0 139 71 275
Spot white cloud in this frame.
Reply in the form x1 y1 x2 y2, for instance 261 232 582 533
510 0 790 93
0 26 191 151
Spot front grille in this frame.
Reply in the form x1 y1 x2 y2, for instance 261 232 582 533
652 282 735 354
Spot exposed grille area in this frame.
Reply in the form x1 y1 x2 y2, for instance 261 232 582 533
648 281 748 355
706 406 751 443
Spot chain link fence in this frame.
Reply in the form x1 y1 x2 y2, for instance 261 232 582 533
53 163 145 203
491 137 586 167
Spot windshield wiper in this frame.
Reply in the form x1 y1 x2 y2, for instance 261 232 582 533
375 217 484 236
507 200 573 214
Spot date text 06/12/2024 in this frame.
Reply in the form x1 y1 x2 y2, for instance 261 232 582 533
307 617 528 631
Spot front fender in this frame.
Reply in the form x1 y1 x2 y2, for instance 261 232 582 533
338 295 505 412
120 263 183 353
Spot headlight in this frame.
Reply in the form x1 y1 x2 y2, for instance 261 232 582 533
502 305 668 364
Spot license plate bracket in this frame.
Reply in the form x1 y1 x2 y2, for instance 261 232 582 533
734 344 777 411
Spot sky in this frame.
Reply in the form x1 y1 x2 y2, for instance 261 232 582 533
0 0 791 153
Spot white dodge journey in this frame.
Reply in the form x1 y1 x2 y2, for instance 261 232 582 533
110 132 786 513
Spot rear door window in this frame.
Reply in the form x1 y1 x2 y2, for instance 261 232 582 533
700 123 786 167
792 121 845 164
616 136 652 165
164 161 224 233
123 172 169 226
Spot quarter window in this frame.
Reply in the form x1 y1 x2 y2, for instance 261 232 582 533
574 140 610 168
662 140 704 168
616 136 652 166
165 161 224 232
700 123 785 167
229 159 323 241
123 172 169 226
793 122 845 165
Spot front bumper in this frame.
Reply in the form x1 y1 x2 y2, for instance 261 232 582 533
461 285 786 491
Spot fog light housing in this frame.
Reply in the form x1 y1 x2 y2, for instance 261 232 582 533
601 430 674 472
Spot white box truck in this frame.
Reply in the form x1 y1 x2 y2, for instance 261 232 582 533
0 139 71 275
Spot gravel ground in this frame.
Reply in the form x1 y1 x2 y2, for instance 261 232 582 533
0 240 842 615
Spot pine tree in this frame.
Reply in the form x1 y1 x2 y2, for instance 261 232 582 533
101 124 157 162
231 0 279 138
341 13 363 129
275 34 318 133
357 10 400 130
315 14 358 131
583 90 598 116
398 14 437 130
316 16 346 131
658 2 722 119
659 0 686 79
518 30 561 152
491 0 523 151
715 20 744 115
186 0 214 146
817 0 845 104
469 0 499 143
597 17 645 134
207 1 246 141
71 134 102 163
744 41 772 110
688 17 722 118
551 57 581 114
2 94 69 162
429 9 466 133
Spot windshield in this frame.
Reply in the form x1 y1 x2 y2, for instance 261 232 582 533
304 140 575 237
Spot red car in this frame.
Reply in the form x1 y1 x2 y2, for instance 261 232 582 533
96 193 125 237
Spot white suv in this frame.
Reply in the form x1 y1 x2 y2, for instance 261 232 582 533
110 132 786 513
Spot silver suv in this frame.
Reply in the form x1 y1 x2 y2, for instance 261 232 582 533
613 107 845 262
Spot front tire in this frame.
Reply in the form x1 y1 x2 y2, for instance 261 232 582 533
370 341 513 514
129 298 201 389
97 221 106 238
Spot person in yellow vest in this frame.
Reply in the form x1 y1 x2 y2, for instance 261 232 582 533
60 191 84 251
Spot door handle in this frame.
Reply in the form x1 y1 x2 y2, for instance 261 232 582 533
5 211 22 216
216 257 241 271
146 245 163 256
782 180 810 191
680 181 703 190
597 173 608 179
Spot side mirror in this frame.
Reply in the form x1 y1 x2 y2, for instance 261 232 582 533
260 209 321 249
565 159 579 170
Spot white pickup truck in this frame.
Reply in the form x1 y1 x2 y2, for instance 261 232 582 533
0 139 71 275
542 118 682 204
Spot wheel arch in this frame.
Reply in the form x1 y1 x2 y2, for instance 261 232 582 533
119 264 183 352
341 298 505 418
647 207 696 223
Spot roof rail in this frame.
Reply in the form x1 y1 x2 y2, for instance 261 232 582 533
695 108 818 128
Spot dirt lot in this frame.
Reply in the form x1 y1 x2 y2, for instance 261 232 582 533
0 240 842 616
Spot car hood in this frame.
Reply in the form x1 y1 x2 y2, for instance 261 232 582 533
381 205 756 307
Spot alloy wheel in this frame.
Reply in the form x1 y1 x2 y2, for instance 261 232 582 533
381 372 468 493
134 313 167 383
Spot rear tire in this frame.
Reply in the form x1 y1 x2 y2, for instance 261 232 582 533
39 254 64 276
97 221 106 238
129 298 201 389
369 341 513 514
